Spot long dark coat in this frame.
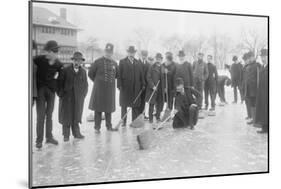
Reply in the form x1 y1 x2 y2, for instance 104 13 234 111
174 88 200 126
117 57 145 107
244 61 261 98
58 65 88 125
88 56 118 113
163 61 177 100
230 62 243 87
145 63 165 104
255 65 268 126
174 61 194 87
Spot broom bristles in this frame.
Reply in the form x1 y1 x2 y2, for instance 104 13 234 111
130 114 145 128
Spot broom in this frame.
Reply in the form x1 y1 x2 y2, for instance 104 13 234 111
113 88 145 130
130 80 160 128
136 110 175 150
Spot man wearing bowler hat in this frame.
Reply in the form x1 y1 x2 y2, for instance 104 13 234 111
88 43 119 133
118 46 145 126
255 49 268 134
174 50 194 88
58 52 88 141
33 40 63 149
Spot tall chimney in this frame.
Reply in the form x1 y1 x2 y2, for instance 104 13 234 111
60 8 67 20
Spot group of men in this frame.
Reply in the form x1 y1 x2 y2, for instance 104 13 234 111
229 50 269 134
32 39 268 149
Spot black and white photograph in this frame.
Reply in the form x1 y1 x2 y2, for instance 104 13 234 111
29 0 269 188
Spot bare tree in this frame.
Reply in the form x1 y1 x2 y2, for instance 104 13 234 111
162 34 183 53
131 27 155 51
85 37 99 62
183 34 207 61
208 33 232 69
240 27 267 58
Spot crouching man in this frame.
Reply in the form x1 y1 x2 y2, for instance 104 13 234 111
173 78 201 129
58 52 88 141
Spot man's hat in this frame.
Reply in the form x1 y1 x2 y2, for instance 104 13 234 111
155 53 163 59
105 43 114 53
178 50 186 57
44 40 59 52
260 49 268 56
71 51 85 61
198 52 204 56
165 51 173 57
242 52 249 60
148 56 154 62
175 77 184 86
127 46 137 53
232 55 238 61
140 50 148 57
248 51 255 57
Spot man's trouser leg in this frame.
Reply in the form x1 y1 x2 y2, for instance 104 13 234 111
189 104 199 127
139 92 146 113
155 100 164 121
94 111 102 130
45 87 55 140
63 124 70 138
194 78 204 109
245 98 251 118
121 106 127 125
148 103 155 122
172 114 185 129
210 82 217 109
204 82 209 109
233 85 238 102
36 87 46 144
132 107 140 121
105 112 112 129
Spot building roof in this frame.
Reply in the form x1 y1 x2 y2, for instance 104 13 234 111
33 7 78 30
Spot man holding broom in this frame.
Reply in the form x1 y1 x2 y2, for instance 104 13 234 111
173 77 201 129
145 53 165 124
118 46 145 127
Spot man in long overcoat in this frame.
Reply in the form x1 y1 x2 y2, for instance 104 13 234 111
138 50 150 114
243 51 261 125
145 53 165 123
255 49 268 133
88 43 119 133
204 55 218 111
193 52 209 110
58 52 88 141
174 50 194 88
117 46 145 126
230 55 243 103
163 52 177 110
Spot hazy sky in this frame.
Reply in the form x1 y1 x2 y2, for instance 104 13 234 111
33 2 267 53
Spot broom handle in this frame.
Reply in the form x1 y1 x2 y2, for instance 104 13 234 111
155 99 176 131
147 80 160 105
165 70 169 110
119 88 144 122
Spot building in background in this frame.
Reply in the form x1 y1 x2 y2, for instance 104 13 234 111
32 7 80 63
